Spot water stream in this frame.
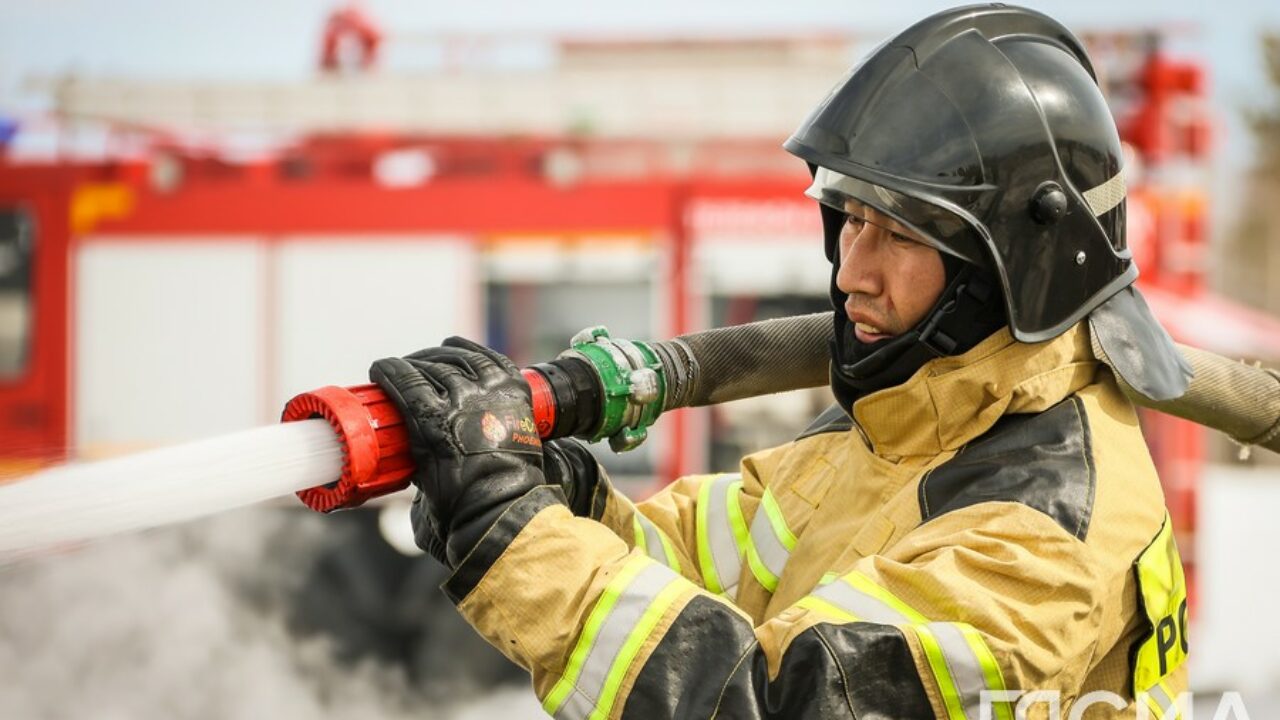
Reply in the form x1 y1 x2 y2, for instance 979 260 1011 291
0 420 342 560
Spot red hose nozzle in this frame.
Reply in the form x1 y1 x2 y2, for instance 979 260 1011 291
283 369 557 512
282 384 414 512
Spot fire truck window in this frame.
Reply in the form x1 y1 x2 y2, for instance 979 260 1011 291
0 208 33 378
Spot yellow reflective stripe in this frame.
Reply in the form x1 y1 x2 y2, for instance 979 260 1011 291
634 513 682 574
929 622 995 720
724 480 751 560
745 538 781 592
842 571 929 623
655 525 682 575
693 474 747 595
759 488 798 550
913 625 968 720
798 571 1012 720
692 477 751 599
544 558 685 720
745 488 795 592
957 623 1012 720
593 580 686 718
812 574 910 625
696 477 724 593
794 595 859 624
543 555 648 715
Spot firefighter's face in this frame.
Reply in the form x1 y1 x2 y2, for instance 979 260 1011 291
836 199 946 344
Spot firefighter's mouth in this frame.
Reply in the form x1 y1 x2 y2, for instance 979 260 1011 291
853 322 893 343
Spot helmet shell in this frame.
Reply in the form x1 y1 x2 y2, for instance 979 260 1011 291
785 3 1132 342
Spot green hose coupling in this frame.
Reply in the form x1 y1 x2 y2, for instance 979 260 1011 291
561 326 666 452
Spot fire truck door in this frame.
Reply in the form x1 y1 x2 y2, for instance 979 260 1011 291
0 191 68 473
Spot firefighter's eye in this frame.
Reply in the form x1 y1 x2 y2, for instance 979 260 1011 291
845 214 867 229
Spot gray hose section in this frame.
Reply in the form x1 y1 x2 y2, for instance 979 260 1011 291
653 312 1280 457
1120 343 1280 455
652 312 833 410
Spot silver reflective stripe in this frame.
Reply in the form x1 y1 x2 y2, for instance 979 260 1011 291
800 573 1012 719
928 623 989 720
635 514 669 566
1145 683 1180 719
704 473 743 592
811 577 911 625
554 562 681 720
1083 172 1126 216
748 494 791 585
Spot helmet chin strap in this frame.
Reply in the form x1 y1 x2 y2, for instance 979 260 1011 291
829 258 1006 412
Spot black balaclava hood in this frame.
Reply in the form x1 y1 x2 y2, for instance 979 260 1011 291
829 241 1008 413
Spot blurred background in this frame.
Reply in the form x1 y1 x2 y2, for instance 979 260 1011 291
2 0 1280 717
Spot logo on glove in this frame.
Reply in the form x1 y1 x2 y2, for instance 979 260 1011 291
478 411 541 450
481 411 509 444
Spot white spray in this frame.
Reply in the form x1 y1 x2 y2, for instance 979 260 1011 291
0 420 343 559
0 419 550 717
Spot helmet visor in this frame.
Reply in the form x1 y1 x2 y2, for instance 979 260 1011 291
804 166 989 268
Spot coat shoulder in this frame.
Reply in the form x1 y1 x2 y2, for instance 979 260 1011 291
918 395 1097 540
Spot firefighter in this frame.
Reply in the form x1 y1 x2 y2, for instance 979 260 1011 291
370 5 1192 718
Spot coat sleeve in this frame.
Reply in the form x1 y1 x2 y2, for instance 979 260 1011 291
542 438 763 592
443 480 1103 720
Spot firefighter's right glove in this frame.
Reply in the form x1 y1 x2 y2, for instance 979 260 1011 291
542 438 605 518
369 337 551 568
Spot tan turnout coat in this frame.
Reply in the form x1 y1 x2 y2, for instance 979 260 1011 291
442 323 1189 719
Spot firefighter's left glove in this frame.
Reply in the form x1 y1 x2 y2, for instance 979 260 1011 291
369 337 552 569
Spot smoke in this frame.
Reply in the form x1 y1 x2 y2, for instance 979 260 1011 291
0 506 544 720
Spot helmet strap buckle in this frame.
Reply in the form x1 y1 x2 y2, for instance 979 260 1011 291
917 294 960 357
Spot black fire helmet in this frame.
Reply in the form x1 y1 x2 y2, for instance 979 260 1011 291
785 3 1191 401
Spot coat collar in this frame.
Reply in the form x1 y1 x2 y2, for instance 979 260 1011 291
850 323 1099 458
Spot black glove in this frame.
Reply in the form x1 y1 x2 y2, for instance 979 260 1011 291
542 438 607 520
369 337 550 568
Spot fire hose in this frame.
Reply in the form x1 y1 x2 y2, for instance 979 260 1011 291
283 313 1280 513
